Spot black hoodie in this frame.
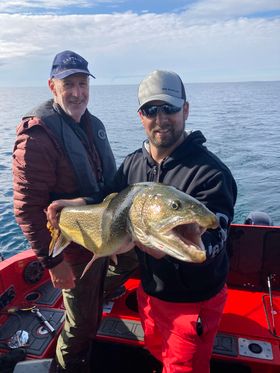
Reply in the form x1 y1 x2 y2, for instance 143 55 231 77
112 130 237 302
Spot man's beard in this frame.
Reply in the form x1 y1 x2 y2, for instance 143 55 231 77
149 124 185 149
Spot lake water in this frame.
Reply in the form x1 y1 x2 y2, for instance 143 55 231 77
0 81 279 259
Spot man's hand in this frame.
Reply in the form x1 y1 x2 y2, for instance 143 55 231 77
49 261 76 289
47 197 86 228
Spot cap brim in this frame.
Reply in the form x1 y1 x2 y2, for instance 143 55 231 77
52 69 95 79
138 94 184 111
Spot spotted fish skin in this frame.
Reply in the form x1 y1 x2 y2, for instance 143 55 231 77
49 182 219 263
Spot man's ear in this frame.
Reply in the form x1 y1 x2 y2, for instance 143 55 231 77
48 78 57 96
183 102 189 121
138 111 145 125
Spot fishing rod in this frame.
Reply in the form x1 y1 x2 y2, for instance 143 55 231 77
267 275 277 336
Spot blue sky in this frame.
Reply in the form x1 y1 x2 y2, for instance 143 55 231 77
1 1 194 15
0 0 279 86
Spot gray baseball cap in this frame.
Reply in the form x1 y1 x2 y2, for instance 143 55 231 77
138 70 186 110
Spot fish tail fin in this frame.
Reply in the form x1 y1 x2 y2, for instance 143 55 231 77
80 254 98 279
47 222 70 257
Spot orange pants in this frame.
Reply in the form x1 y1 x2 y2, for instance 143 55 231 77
137 285 227 373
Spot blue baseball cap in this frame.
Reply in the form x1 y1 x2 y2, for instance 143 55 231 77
50 50 95 79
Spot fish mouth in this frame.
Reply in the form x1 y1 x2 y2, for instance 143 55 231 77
172 223 206 250
164 223 206 262
154 217 218 263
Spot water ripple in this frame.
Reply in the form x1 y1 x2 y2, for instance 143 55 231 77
1 82 279 258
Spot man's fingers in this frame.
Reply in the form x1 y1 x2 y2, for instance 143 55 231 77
46 202 62 228
53 278 75 289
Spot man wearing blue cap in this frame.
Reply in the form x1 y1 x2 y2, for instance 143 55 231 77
13 50 116 372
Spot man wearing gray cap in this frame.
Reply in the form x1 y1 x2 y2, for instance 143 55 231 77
47 69 237 372
110 70 237 372
13 50 116 372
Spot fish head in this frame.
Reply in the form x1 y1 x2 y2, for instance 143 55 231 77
129 183 219 263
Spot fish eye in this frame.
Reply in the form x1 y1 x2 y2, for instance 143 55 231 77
170 200 181 210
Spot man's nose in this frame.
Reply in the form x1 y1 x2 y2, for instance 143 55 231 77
155 110 167 124
71 85 82 96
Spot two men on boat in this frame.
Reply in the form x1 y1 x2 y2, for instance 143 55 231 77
46 68 237 372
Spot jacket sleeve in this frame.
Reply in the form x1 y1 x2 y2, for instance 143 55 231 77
84 161 128 203
13 124 64 268
194 169 237 260
108 162 129 193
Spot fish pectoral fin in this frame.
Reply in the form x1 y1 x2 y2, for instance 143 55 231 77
52 236 71 257
47 222 59 252
80 254 98 279
48 229 71 258
110 240 135 265
110 254 118 266
114 239 135 255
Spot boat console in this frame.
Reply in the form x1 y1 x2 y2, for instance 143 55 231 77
0 250 64 361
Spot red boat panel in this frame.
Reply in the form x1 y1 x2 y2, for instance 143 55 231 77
221 289 275 338
263 295 280 336
0 223 279 372
0 250 64 359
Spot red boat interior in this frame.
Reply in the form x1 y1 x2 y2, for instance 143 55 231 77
0 223 279 372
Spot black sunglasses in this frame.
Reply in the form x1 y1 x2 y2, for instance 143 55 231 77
140 104 182 118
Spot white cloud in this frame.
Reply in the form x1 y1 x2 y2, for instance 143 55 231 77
0 4 279 86
0 40 41 59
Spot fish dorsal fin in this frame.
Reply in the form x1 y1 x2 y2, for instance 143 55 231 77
103 192 118 202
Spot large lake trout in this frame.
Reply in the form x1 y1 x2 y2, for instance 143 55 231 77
48 182 218 271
